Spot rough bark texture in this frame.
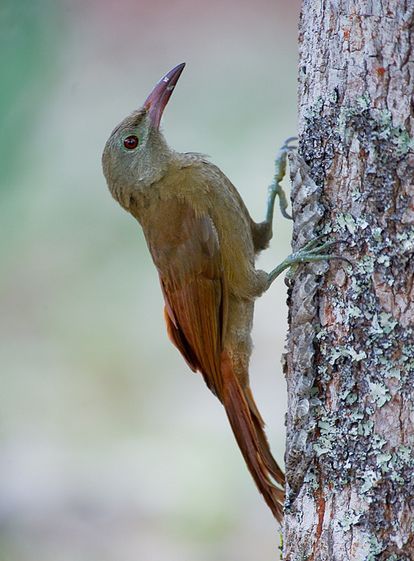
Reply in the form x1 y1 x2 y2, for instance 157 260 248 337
283 1 414 559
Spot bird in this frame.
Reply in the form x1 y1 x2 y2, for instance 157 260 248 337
102 63 337 522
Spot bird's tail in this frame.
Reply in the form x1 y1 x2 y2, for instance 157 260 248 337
220 351 284 522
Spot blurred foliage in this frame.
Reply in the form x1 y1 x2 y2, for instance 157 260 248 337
0 0 60 194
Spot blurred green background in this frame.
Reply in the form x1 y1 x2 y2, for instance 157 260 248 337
0 1 299 559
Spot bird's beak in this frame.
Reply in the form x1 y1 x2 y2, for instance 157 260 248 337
144 63 186 129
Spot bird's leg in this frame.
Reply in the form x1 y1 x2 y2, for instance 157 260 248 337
267 237 351 285
266 144 351 284
253 138 297 252
265 136 296 226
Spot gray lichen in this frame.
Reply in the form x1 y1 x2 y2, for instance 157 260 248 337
285 89 414 557
284 2 414 559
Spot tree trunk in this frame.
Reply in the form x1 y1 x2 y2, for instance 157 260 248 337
283 1 414 559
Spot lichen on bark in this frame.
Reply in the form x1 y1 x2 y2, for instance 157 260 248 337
283 1 414 559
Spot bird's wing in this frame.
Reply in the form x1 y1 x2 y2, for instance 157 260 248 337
144 196 285 521
144 198 227 398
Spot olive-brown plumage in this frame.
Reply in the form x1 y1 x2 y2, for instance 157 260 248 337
102 63 284 521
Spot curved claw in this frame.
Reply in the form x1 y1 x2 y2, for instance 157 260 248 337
267 237 353 285
297 235 350 253
296 233 330 252
281 136 298 150
307 240 342 254
298 236 354 266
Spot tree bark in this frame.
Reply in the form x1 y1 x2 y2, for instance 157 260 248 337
283 1 414 559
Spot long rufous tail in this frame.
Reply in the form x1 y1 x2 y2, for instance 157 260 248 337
220 352 284 522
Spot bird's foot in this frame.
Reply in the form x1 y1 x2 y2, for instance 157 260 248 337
268 236 351 285
266 137 297 222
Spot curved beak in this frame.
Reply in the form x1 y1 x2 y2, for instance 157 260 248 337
144 63 186 129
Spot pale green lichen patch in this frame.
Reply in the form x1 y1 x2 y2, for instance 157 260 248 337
336 212 357 234
396 227 414 253
339 509 364 531
376 452 392 469
372 227 382 242
348 305 363 319
379 312 398 334
360 470 379 493
327 345 367 365
367 535 384 561
368 312 398 335
335 212 369 236
358 419 374 437
368 382 391 407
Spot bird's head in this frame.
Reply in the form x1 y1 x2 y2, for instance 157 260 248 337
102 63 185 208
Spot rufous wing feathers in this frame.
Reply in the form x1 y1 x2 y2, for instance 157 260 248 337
145 198 284 520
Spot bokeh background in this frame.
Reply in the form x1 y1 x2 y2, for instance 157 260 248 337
0 1 300 559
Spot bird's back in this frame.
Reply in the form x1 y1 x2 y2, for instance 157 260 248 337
134 155 261 302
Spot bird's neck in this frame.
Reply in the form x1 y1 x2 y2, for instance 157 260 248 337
128 152 205 227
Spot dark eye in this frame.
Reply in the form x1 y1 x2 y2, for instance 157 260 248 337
123 135 139 150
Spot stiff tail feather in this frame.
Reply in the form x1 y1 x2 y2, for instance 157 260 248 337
245 387 285 487
221 352 284 522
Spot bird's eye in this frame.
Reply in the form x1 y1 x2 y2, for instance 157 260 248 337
123 135 139 150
